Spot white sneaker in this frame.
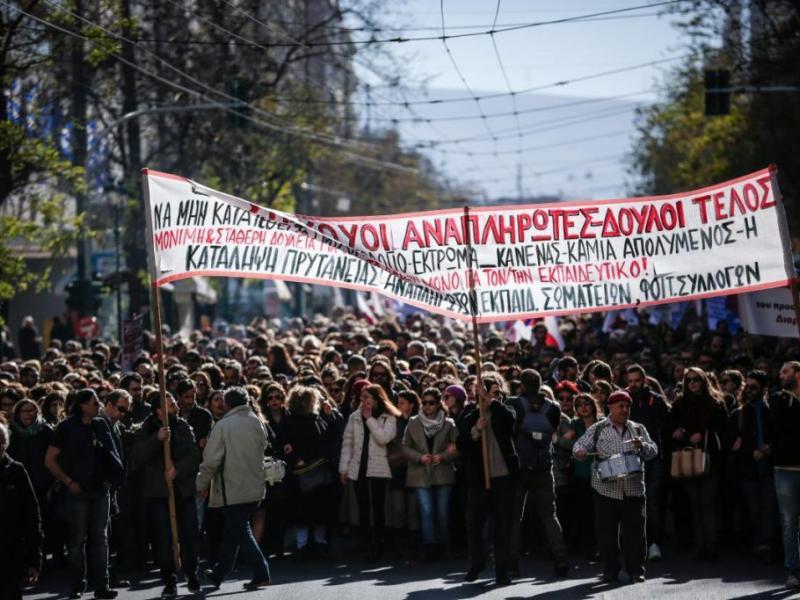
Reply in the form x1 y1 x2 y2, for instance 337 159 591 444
786 573 800 589
647 543 662 561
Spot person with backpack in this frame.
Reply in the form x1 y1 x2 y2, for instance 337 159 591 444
507 369 569 579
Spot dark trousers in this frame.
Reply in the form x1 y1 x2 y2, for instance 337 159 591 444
148 496 200 583
466 476 514 577
574 478 596 558
644 458 665 545
66 489 111 593
685 475 719 553
211 502 270 583
594 493 646 579
741 469 777 549
355 477 388 549
510 470 566 562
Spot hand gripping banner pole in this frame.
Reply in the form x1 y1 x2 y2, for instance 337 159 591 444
142 172 182 571
463 206 491 490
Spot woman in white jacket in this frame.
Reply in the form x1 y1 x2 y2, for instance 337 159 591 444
339 383 400 562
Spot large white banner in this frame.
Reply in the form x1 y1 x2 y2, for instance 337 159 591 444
739 287 798 338
143 167 795 323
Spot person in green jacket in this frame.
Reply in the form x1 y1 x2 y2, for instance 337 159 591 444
130 391 200 599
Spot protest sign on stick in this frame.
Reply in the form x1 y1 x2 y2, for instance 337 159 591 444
143 166 795 323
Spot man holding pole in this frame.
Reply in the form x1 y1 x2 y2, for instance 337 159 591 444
456 377 519 586
130 391 200 599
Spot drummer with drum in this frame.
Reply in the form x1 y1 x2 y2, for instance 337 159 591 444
573 390 658 584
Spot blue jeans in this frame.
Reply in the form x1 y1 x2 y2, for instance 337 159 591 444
66 489 111 592
211 502 270 583
415 485 452 545
774 468 800 572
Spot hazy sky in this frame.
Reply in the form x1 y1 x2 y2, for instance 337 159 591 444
352 1 692 200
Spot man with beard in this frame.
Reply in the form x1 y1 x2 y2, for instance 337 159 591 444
625 364 670 561
130 391 200 599
770 361 800 589
731 370 777 564
120 373 149 427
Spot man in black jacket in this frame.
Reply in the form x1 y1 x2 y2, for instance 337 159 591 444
626 363 670 561
456 378 519 586
0 421 42 600
771 361 800 589
130 391 201 599
44 388 124 599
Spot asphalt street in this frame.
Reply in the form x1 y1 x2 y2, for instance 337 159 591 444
27 548 800 600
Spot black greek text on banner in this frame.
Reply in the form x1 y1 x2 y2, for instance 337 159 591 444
142 166 795 323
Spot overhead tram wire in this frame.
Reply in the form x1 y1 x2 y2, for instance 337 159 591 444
423 128 632 156
218 1 484 173
489 0 523 155
28 0 417 175
264 54 689 107
140 0 682 48
439 0 500 152
405 102 639 147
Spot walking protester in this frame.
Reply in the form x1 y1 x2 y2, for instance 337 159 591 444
554 380 579 558
283 385 337 558
130 391 201 599
196 386 271 591
44 388 124 599
730 369 778 563
8 398 54 548
507 369 569 579
457 377 519 586
670 367 729 561
770 361 800 589
569 393 603 559
402 387 458 562
261 382 291 559
339 383 399 563
573 389 658 584
0 420 43 600
97 390 132 589
386 389 419 560
443 384 469 557
626 363 671 561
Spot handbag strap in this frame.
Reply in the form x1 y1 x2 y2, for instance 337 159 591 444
703 429 708 452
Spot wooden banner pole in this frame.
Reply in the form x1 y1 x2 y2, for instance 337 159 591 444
150 282 182 571
463 206 491 490
141 170 181 571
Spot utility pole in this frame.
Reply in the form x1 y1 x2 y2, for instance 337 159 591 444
516 163 524 201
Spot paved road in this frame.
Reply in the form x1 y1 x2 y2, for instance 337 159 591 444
28 549 799 600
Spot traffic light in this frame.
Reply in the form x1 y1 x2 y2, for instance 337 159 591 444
65 278 105 315
705 70 731 116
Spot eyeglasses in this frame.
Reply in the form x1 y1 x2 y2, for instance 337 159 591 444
686 376 703 384
421 400 439 406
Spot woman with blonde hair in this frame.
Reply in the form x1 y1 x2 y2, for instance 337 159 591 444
283 385 337 558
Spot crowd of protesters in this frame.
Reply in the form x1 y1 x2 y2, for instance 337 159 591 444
0 305 799 599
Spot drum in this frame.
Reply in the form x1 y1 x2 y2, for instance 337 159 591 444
595 453 643 481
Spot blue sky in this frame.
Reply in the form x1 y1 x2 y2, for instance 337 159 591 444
351 1 692 201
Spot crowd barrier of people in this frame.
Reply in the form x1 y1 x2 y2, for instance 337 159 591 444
0 307 799 599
